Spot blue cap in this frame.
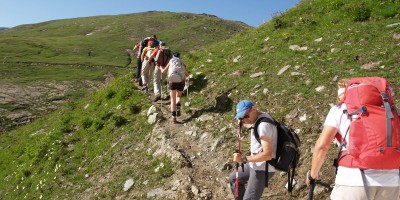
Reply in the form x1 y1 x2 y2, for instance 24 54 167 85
235 100 253 119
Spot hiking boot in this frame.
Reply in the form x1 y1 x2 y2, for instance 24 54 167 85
176 105 181 116
152 94 161 102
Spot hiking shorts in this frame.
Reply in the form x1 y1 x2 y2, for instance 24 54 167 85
169 82 184 91
330 184 400 200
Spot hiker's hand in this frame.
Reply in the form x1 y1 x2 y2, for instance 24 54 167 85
233 153 243 164
306 170 317 186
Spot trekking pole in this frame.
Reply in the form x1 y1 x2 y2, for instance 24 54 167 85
308 174 316 200
185 76 191 107
235 120 244 198
160 68 163 110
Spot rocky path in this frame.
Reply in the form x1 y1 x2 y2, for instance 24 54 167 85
146 97 232 199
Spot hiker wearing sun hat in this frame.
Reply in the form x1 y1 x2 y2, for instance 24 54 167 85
229 100 278 200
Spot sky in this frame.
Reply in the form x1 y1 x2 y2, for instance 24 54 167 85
0 0 300 28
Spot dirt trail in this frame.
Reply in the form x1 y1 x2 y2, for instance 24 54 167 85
150 98 232 199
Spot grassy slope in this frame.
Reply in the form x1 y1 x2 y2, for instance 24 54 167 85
0 11 249 132
1 1 400 199
0 12 248 67
184 0 400 198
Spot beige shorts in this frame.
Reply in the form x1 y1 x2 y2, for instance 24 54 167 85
330 184 400 200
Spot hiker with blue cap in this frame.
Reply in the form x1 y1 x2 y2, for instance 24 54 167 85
229 100 278 200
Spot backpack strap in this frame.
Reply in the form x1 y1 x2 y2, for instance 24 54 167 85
253 117 277 188
381 93 394 147
253 117 276 144
360 169 371 200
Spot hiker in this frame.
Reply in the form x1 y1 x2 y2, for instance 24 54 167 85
161 52 188 123
148 41 172 102
306 79 400 200
229 100 277 200
133 40 143 86
140 39 156 91
133 35 159 87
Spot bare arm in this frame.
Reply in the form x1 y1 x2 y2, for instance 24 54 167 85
306 125 337 186
162 63 170 74
233 136 273 163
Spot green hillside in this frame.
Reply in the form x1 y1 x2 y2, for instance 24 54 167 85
0 11 248 66
0 11 249 132
1 0 400 199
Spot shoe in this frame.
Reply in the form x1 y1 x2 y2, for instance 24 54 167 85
141 86 148 91
176 105 181 116
152 95 161 102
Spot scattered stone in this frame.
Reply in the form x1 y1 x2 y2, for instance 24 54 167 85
263 88 269 95
277 65 291 75
360 63 379 70
233 55 242 63
289 45 308 51
291 72 304 76
264 37 270 42
206 59 212 63
314 37 323 42
84 104 90 109
210 136 224 151
250 72 265 78
147 113 158 124
386 22 400 27
197 114 213 122
219 126 227 133
191 185 200 196
299 114 307 122
315 85 325 92
147 188 174 199
285 109 298 121
123 178 134 192
147 105 156 116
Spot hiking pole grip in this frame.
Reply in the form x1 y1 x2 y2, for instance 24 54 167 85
308 180 316 200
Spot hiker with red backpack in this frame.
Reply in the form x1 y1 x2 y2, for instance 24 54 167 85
306 77 400 200
229 100 278 200
161 52 188 123
148 41 172 102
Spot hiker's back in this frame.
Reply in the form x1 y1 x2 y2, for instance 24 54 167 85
341 77 400 169
168 57 185 83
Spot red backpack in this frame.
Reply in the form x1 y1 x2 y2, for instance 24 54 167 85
155 47 171 67
338 77 400 169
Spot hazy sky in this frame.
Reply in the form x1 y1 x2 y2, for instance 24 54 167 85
0 0 300 28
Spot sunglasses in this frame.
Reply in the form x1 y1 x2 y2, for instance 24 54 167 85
239 110 251 121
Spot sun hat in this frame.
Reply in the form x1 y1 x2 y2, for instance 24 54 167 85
235 100 253 119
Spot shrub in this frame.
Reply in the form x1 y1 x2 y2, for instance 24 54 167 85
106 90 116 99
81 118 93 129
112 115 127 127
92 120 104 130
129 105 141 114
274 17 287 30
354 6 372 22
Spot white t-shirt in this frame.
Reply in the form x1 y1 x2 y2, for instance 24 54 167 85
324 104 400 187
249 113 278 172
